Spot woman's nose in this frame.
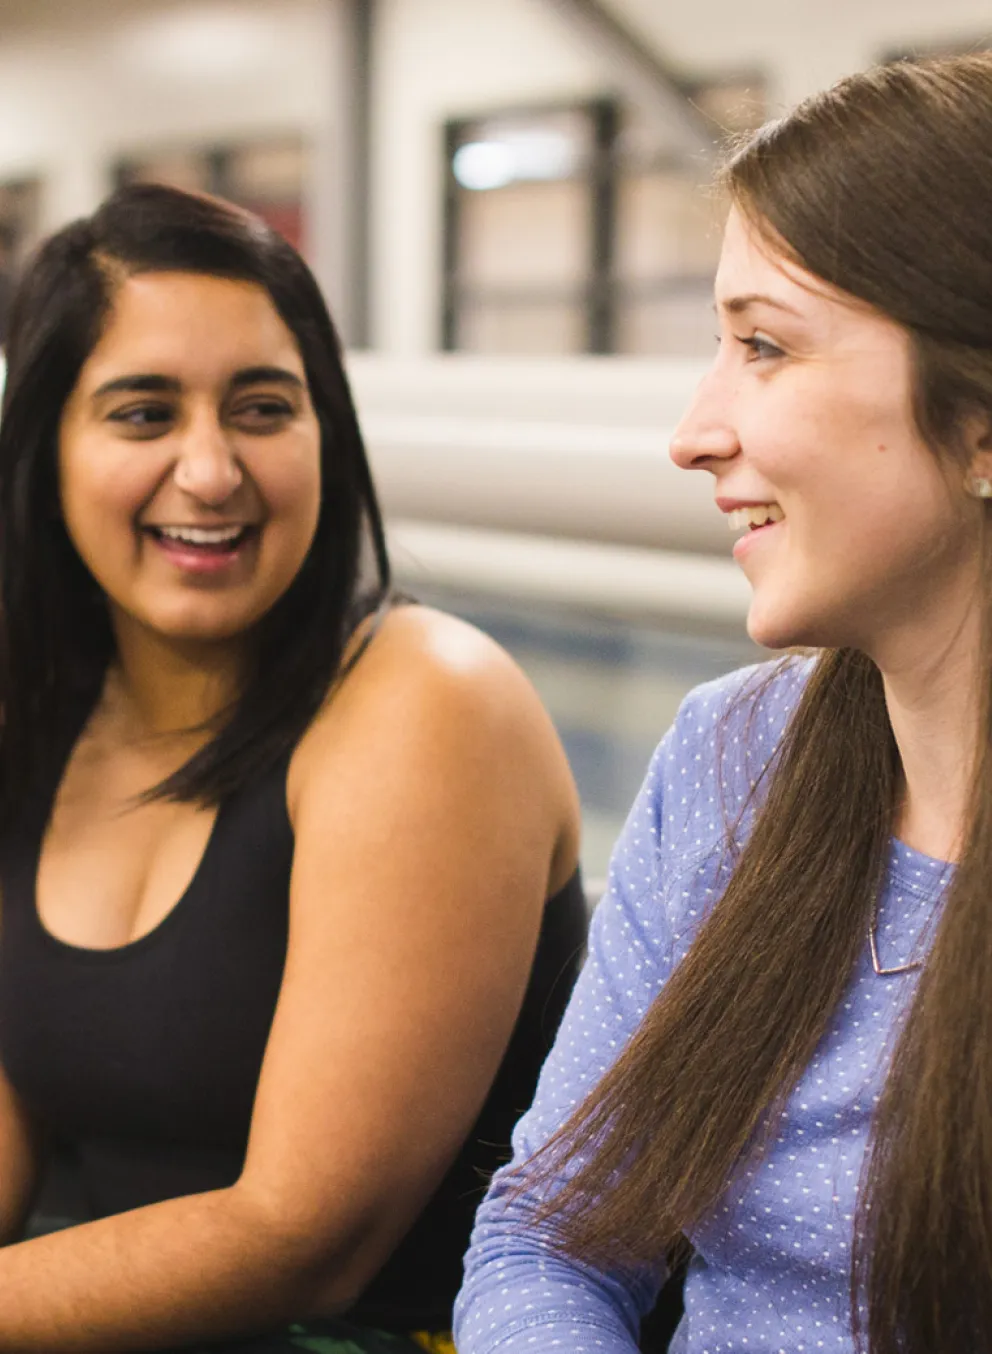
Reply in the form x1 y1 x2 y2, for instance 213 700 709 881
669 372 740 471
173 419 243 505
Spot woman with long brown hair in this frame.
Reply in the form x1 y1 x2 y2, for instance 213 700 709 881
455 52 992 1354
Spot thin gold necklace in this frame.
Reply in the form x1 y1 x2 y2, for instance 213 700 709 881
868 914 923 977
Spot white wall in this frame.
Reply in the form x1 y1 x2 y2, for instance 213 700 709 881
0 0 351 311
609 0 992 107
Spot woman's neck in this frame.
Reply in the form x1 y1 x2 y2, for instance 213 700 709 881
877 616 981 865
107 614 248 741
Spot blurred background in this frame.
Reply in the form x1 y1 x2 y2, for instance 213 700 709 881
0 0 988 877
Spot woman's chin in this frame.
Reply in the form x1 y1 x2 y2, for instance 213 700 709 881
113 599 262 648
745 596 824 653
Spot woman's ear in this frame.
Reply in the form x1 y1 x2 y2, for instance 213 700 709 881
962 412 992 498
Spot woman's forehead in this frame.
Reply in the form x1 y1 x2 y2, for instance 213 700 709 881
715 205 896 346
716 209 828 313
80 272 306 388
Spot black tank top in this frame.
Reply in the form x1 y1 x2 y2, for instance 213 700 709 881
0 715 587 1331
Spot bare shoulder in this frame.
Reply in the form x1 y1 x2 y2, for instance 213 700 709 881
316 604 562 745
355 603 545 703
289 604 580 886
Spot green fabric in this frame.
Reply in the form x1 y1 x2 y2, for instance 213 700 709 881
286 1323 426 1353
174 1322 428 1353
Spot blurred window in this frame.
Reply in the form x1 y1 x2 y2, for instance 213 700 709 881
0 179 41 345
613 75 765 356
442 102 615 355
114 136 308 254
442 77 764 357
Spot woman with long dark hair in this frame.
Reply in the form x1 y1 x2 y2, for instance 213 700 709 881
0 182 586 1352
455 52 992 1354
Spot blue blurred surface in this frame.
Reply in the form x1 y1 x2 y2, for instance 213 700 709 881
417 589 759 879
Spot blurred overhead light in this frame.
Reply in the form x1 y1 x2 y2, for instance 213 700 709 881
453 142 516 192
453 131 579 191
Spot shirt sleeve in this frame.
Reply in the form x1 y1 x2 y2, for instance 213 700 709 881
453 732 682 1354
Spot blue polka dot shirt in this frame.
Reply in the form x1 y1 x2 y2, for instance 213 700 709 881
454 659 951 1354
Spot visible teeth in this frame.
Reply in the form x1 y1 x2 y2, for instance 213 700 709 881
727 504 785 532
157 525 246 545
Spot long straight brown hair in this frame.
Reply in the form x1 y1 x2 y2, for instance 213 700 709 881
527 55 992 1353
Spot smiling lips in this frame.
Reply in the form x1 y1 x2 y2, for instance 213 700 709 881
145 524 256 549
726 504 785 532
141 523 259 575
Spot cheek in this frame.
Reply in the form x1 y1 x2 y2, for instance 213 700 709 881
248 439 322 535
781 457 961 611
58 442 165 557
735 384 822 484
741 384 932 521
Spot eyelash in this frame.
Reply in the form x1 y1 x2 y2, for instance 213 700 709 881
235 399 295 423
735 335 784 361
106 405 172 432
107 399 296 432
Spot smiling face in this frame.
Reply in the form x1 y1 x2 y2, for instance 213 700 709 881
58 271 322 648
670 207 986 658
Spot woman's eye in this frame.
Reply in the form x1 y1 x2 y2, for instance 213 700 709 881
107 404 173 433
232 398 295 428
736 335 784 362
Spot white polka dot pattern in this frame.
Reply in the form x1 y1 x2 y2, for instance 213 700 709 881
454 659 951 1354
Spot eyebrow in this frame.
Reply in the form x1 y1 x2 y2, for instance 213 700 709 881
716 293 805 318
230 366 306 393
91 366 306 401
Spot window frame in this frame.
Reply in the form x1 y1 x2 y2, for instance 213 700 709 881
440 97 619 355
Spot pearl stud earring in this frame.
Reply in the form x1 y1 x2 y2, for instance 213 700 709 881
969 476 992 499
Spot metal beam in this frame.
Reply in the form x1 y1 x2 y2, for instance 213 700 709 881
541 0 714 160
340 0 374 348
387 520 752 637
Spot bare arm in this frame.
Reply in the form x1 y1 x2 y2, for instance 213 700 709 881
0 1060 43 1245
0 608 579 1350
